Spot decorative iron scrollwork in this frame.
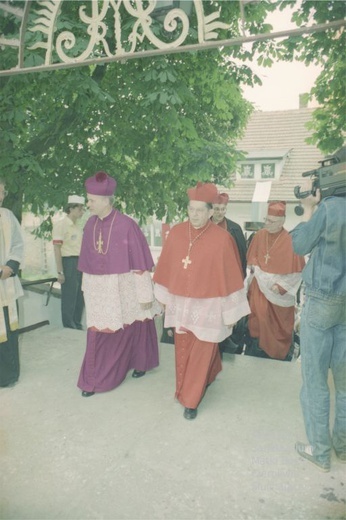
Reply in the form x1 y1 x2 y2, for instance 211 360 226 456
0 0 230 73
0 0 344 76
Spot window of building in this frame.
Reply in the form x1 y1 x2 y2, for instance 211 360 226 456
261 163 275 179
237 150 290 181
240 163 255 179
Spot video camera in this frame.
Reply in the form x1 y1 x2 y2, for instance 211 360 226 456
294 146 346 200
294 146 346 215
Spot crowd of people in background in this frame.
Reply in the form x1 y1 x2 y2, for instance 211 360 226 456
0 173 344 472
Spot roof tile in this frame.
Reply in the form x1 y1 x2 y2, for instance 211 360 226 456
226 108 325 202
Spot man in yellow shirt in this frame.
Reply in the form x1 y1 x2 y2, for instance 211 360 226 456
53 195 85 329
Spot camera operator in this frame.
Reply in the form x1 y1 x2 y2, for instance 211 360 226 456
291 178 346 472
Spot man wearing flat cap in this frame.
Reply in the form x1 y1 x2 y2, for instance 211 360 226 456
53 194 85 330
245 201 305 360
77 171 160 397
153 182 250 420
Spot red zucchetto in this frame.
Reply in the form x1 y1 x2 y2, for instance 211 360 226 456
215 192 229 205
85 171 117 196
267 201 286 217
187 182 219 203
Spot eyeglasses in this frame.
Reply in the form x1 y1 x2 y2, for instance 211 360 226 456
0 190 8 197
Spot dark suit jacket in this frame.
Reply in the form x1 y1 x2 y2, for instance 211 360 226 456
224 218 247 279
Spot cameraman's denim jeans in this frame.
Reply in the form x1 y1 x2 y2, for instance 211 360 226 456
300 292 346 463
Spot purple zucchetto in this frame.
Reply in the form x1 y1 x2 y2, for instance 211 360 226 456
85 171 117 196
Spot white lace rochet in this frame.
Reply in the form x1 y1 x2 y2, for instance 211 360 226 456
82 271 162 332
154 283 250 343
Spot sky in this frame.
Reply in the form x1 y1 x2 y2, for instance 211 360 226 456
241 4 322 111
242 60 321 111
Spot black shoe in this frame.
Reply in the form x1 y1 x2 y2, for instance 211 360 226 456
132 370 146 378
183 408 198 420
82 391 95 397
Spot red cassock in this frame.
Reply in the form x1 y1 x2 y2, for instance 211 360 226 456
247 228 305 359
154 220 247 408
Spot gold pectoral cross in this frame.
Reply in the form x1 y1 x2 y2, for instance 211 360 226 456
97 230 104 254
264 252 270 264
182 255 192 269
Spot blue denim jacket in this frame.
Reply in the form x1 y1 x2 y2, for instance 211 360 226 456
290 196 346 300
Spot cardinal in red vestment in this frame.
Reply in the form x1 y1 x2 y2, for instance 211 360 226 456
245 201 305 360
153 182 250 420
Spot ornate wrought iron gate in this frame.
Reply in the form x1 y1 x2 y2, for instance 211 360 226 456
0 0 345 76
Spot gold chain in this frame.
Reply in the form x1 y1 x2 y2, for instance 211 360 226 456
264 230 283 264
93 211 117 255
182 222 211 269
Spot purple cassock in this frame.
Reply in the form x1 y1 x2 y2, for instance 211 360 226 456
77 209 159 393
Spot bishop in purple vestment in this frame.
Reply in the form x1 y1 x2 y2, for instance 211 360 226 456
77 171 160 397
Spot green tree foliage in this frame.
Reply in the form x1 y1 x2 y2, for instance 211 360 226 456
0 0 344 229
1 0 267 226
276 0 346 153
0 55 254 226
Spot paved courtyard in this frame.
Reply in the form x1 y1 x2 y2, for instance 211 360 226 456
1 324 345 520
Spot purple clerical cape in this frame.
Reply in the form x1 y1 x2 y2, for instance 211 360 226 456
77 209 159 394
78 209 154 274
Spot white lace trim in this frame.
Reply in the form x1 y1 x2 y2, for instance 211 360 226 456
154 284 250 343
253 266 302 307
82 272 162 331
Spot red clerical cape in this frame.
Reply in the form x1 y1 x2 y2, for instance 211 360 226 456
153 220 244 298
247 228 305 274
